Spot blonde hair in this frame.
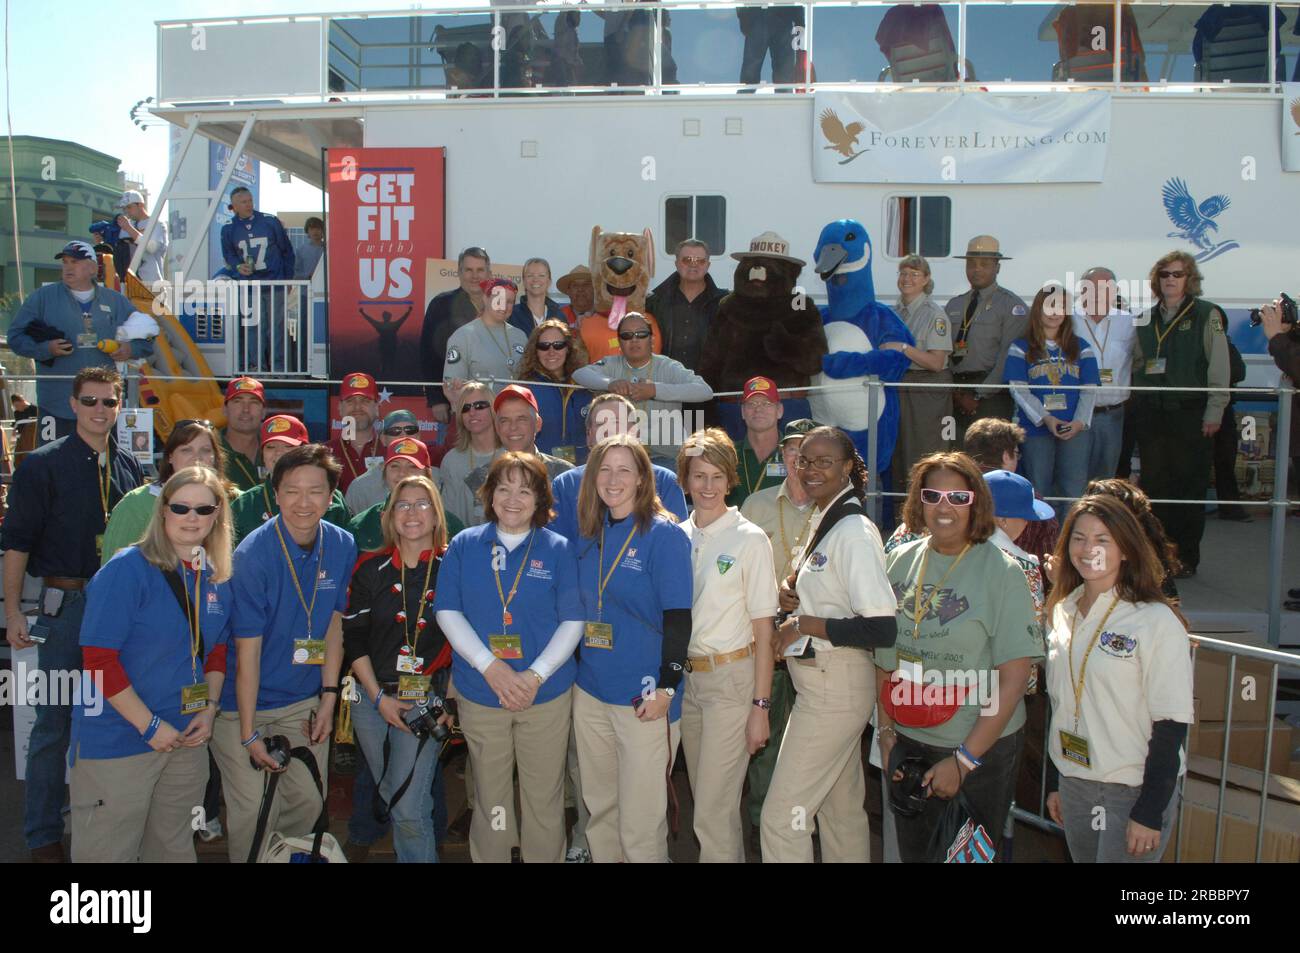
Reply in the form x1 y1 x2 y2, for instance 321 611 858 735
137 467 234 583
380 475 449 552
677 427 739 494
578 435 672 539
454 381 500 453
898 254 935 295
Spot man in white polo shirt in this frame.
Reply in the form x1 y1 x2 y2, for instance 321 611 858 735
1073 267 1135 481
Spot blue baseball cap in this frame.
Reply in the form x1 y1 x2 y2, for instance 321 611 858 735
55 240 97 262
984 470 1054 521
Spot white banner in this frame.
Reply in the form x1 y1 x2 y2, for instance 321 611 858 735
1283 84 1300 173
813 91 1111 184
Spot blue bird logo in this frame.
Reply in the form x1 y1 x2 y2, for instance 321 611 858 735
1161 177 1239 262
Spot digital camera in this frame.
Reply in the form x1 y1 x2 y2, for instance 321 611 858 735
403 694 451 743
1249 292 1297 328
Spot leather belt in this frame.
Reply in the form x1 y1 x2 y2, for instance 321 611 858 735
1093 403 1125 414
952 371 984 383
685 644 754 674
43 577 86 591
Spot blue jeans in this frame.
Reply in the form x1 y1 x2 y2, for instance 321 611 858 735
1021 430 1094 522
1086 407 1125 482
351 696 442 863
346 755 390 847
25 589 86 850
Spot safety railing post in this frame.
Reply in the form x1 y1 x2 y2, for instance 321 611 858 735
865 376 880 524
1268 384 1292 648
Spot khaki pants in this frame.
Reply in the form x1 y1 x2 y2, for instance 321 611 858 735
70 743 208 862
681 656 754 863
209 697 329 863
573 685 681 863
459 689 571 863
565 719 590 852
760 648 874 863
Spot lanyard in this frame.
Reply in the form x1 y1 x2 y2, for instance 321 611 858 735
485 319 515 365
1067 594 1122 732
179 561 203 682
1152 299 1196 359
1079 314 1111 364
596 520 637 620
97 450 112 521
260 480 275 518
911 542 972 639
400 550 437 657
493 530 536 630
777 494 814 571
343 433 381 480
1043 341 1067 395
274 518 324 639
560 387 574 443
231 452 258 488
740 443 777 497
957 290 982 343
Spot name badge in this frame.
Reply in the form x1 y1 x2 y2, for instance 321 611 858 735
396 653 423 674
584 621 613 650
95 534 104 557
553 445 577 465
1059 729 1092 768
77 332 99 348
953 340 969 358
293 638 326 665
1145 358 1167 376
766 462 787 478
364 456 384 469
1042 393 1068 412
896 647 924 682
489 634 523 659
397 675 431 700
180 682 209 715
1098 368 1114 384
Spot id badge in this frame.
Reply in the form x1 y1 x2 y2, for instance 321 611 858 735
1145 358 1166 376
896 647 924 683
1098 368 1114 385
1042 393 1068 412
553 445 577 465
953 340 968 357
1059 729 1092 768
584 621 613 650
397 675 431 700
396 653 423 674
180 682 209 715
293 638 326 665
77 332 99 348
766 462 787 478
489 634 523 659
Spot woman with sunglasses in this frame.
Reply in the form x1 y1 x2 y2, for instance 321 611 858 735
519 319 593 465
876 451 1042 862
761 426 897 863
344 475 454 863
1043 494 1192 862
1003 285 1100 521
436 381 501 528
101 419 236 564
71 467 234 862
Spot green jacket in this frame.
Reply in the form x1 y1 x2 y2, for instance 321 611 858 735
230 479 351 545
221 431 262 494
1131 296 1231 423
348 497 466 553
101 483 161 565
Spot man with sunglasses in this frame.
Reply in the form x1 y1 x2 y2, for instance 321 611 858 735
8 241 158 442
572 312 713 464
327 372 385 495
645 239 728 373
3 366 143 861
345 408 426 514
221 376 267 493
1129 251 1230 577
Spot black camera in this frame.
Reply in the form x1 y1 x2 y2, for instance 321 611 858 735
1249 293 1297 328
889 754 932 818
250 733 291 771
403 694 451 743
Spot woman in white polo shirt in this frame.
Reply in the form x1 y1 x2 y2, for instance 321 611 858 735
760 426 898 863
1044 493 1192 862
677 428 778 863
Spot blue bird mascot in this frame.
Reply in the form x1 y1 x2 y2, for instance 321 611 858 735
807 220 914 525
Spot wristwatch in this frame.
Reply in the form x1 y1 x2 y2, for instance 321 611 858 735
661 686 676 698
753 698 772 710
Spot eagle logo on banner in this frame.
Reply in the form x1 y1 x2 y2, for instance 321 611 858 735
818 108 867 164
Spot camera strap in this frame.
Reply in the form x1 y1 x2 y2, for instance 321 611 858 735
372 731 431 825
247 741 329 863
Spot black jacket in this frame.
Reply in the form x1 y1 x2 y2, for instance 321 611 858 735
645 272 728 372
1267 327 1300 453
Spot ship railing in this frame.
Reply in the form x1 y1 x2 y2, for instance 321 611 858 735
168 278 316 378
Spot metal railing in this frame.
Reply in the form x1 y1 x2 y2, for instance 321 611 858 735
175 279 314 377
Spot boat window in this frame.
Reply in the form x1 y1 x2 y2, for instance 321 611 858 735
884 196 952 260
668 5 808 88
965 3 1064 82
329 14 495 93
1284 5 1300 82
812 3 960 84
1131 2 1280 84
664 195 726 260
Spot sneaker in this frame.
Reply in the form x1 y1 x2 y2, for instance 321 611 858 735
565 846 592 863
198 817 225 842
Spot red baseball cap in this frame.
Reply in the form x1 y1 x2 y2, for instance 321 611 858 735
479 277 518 296
225 376 265 403
260 414 309 448
493 384 538 415
384 436 431 470
742 375 779 403
340 372 379 402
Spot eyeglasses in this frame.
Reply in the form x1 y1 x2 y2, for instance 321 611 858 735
77 395 120 408
1157 270 1186 279
384 424 420 437
795 455 843 470
535 340 569 352
920 488 974 507
679 256 708 266
461 400 491 413
393 500 434 513
168 502 218 516
618 329 652 341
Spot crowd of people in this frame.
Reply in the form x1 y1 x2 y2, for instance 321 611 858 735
2 226 1273 865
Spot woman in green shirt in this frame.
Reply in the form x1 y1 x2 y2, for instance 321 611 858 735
101 420 236 564
876 451 1043 862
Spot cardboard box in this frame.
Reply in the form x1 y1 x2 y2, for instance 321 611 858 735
1192 719 1296 774
1164 756 1300 863
1193 652 1280 722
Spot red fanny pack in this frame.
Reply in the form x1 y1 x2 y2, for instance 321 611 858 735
878 670 969 729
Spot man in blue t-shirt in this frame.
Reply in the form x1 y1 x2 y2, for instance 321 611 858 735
220 186 297 373
209 443 358 863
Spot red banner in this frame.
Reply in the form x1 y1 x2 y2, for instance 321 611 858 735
326 147 446 384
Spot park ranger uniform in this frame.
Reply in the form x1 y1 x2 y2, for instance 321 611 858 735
944 283 1029 438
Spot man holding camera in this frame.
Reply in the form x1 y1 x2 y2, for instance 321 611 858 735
210 443 358 862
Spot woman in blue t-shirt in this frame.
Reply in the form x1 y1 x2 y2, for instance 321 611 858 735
519 318 593 465
70 467 234 862
572 434 692 863
1003 285 1100 520
433 452 584 863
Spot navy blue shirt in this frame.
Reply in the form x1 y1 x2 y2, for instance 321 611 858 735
574 514 693 720
508 298 566 339
224 516 358 711
549 462 688 543
529 373 593 463
0 432 142 578
433 523 584 708
74 548 232 760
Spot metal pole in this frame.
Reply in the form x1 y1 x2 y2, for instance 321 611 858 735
178 114 256 278
129 115 201 276
865 376 880 524
1268 384 1292 648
